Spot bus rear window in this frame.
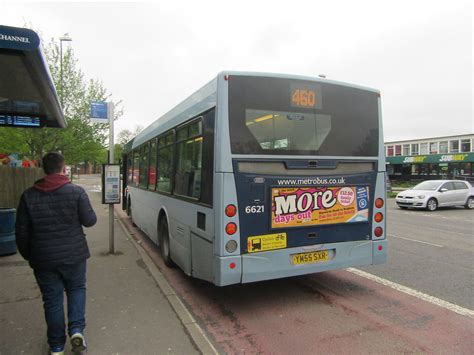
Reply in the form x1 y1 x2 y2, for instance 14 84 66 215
228 76 379 156
246 109 331 151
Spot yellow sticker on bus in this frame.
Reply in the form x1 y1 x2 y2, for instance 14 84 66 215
247 233 287 253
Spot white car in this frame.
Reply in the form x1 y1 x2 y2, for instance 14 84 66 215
395 180 474 211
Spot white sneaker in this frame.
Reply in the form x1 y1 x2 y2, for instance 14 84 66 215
70 332 87 352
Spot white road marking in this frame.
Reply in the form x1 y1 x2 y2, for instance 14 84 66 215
388 234 444 248
391 208 474 223
89 184 102 192
348 268 474 319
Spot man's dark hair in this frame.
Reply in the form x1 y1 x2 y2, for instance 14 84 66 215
42 152 65 174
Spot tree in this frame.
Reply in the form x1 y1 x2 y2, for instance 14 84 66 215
117 126 143 145
113 126 143 163
0 36 123 167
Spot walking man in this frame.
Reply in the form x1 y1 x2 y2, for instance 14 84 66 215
15 152 97 354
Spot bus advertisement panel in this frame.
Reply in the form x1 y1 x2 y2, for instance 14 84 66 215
271 186 370 228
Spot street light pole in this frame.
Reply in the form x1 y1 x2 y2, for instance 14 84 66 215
59 33 72 178
59 33 72 107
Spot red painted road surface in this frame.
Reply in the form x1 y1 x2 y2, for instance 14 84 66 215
117 208 473 354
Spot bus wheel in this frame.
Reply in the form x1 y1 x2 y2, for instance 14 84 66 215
126 197 131 216
159 218 174 267
426 198 438 211
129 202 137 227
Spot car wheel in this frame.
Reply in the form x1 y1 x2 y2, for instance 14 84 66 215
465 197 474 209
426 198 438 211
158 217 174 267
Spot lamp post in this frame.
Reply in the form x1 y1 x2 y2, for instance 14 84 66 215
59 33 72 178
59 33 72 106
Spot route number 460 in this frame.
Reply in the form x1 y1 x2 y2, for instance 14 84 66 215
245 205 265 214
292 89 316 108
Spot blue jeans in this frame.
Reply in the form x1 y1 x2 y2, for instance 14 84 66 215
34 261 87 349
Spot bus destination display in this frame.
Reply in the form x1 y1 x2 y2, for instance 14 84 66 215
290 83 322 109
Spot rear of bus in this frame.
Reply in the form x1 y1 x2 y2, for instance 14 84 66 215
214 73 387 286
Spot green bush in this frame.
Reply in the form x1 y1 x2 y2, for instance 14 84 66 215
391 181 417 188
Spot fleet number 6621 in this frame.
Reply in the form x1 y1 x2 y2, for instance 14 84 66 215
245 205 265 214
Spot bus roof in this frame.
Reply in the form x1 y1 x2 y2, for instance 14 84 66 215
221 71 380 94
131 71 379 149
0 25 66 128
123 137 135 154
132 77 217 149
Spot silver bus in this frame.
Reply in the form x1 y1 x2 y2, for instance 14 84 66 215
122 72 387 286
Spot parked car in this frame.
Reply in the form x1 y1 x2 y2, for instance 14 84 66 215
395 180 474 211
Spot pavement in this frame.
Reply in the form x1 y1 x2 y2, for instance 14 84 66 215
0 175 209 355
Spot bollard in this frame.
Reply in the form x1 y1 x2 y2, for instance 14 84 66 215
0 208 17 255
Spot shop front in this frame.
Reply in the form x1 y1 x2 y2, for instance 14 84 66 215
387 153 474 181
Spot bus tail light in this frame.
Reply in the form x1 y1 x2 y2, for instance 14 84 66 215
374 227 383 238
225 204 237 217
226 222 237 235
375 198 384 208
374 212 383 223
225 240 238 253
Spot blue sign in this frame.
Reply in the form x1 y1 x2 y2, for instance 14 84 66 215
356 187 369 211
90 101 108 121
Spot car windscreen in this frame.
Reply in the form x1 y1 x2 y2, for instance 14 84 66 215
412 181 442 191
228 76 379 156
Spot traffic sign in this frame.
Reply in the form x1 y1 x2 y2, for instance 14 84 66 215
90 101 108 123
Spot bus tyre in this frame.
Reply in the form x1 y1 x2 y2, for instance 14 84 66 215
426 198 438 211
159 218 174 267
129 202 137 227
465 197 474 209
126 197 131 216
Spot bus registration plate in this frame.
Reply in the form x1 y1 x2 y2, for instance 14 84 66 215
291 250 329 265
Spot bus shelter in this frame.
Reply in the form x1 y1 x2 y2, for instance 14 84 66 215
0 25 65 128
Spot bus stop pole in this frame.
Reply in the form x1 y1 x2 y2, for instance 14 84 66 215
108 102 115 254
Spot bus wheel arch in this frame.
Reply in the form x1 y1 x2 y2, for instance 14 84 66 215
158 210 175 267
129 198 137 226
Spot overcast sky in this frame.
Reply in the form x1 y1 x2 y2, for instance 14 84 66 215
1 0 472 142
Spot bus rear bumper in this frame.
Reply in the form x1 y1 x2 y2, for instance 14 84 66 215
372 239 388 265
239 240 387 284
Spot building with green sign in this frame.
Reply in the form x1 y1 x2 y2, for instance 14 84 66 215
385 134 474 181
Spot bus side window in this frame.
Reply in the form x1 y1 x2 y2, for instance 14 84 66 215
200 108 215 206
175 120 203 199
157 132 173 193
133 151 140 186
